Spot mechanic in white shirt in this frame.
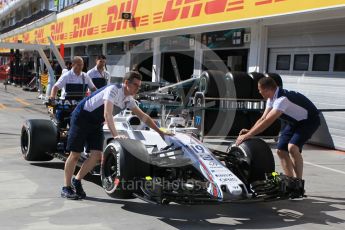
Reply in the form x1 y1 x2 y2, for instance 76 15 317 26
49 56 97 128
87 55 110 88
236 77 320 180
60 71 172 200
51 57 96 99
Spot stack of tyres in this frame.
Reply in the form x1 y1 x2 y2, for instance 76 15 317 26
195 71 283 138
194 71 253 137
194 70 234 137
248 72 265 131
249 72 265 99
248 72 282 137
225 72 252 137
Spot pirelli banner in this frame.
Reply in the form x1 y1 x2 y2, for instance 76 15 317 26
2 0 345 45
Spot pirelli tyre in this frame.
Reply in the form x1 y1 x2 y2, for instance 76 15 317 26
21 119 56 161
248 72 265 99
225 72 253 99
101 139 151 199
199 70 236 98
227 138 275 183
225 72 253 136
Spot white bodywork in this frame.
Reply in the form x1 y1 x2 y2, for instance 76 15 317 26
103 112 248 201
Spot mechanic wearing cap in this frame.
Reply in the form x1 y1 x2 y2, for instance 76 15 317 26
87 55 110 89
236 77 320 180
61 71 172 199
50 56 97 128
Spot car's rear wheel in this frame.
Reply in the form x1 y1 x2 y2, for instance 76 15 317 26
21 119 56 161
227 138 275 183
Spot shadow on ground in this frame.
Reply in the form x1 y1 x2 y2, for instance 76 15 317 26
29 162 345 229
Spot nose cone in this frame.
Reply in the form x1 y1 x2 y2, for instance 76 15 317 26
227 184 243 196
218 184 244 201
207 182 244 201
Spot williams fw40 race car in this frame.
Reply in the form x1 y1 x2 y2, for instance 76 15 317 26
101 118 305 204
20 99 305 204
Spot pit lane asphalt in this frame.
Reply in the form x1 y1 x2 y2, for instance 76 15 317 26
0 85 344 230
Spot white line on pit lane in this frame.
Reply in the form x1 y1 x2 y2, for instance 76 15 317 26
304 161 345 175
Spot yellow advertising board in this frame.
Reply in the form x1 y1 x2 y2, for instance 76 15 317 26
1 0 345 48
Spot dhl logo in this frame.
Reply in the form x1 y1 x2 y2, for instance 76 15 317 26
103 0 139 32
34 28 46 43
255 0 286 6
155 0 286 23
70 13 94 38
11 36 18 42
51 22 67 41
4 0 345 45
23 33 30 43
156 0 244 24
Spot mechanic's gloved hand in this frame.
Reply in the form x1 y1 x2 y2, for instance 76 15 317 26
114 135 128 140
159 128 174 139
239 129 249 135
45 98 55 106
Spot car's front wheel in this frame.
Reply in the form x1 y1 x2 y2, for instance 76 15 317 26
101 141 133 199
100 139 151 199
227 138 275 183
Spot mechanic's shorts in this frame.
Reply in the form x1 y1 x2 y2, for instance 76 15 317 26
66 115 104 153
277 115 320 152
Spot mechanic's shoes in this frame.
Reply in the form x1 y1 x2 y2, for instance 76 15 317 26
72 178 86 199
60 179 87 200
61 186 79 200
289 178 306 199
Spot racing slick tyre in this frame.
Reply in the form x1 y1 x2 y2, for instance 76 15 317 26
248 72 265 99
199 70 228 98
101 139 151 199
227 138 275 183
225 72 253 99
20 119 56 161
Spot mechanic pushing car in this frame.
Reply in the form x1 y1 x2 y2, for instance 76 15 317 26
236 77 320 180
50 56 97 129
61 71 172 199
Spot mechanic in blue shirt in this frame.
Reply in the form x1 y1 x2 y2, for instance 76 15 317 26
61 71 172 199
236 77 320 179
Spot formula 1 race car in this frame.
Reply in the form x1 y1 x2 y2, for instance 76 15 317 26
20 99 305 204
100 114 305 204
